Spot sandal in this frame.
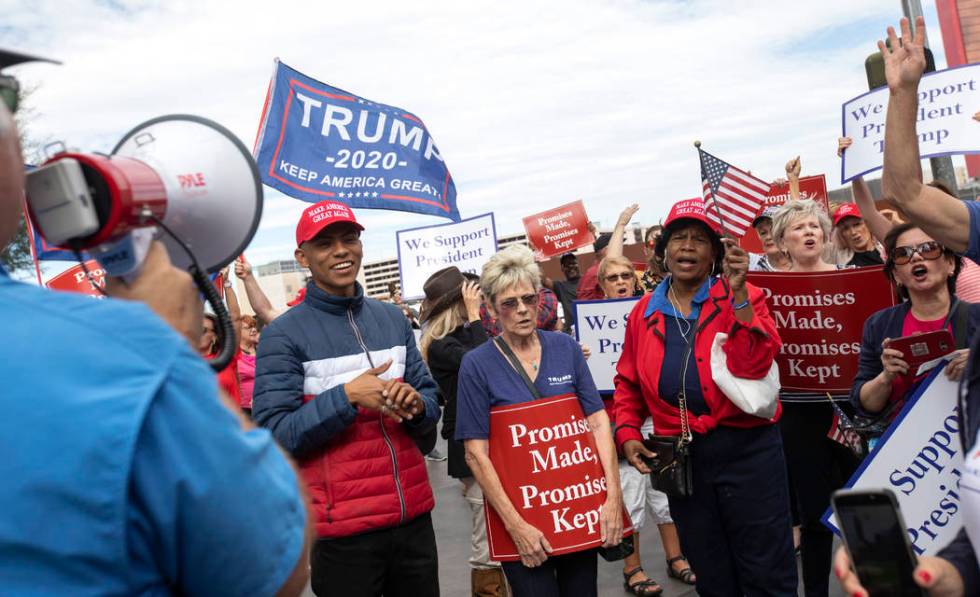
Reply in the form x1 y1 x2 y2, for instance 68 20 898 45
666 556 696 585
623 566 664 596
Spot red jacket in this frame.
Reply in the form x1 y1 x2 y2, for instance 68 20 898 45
613 280 782 447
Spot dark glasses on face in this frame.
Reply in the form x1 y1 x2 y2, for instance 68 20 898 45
0 76 19 114
498 294 537 311
603 272 634 283
891 241 943 265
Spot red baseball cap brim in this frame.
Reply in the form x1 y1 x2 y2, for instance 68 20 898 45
663 198 722 236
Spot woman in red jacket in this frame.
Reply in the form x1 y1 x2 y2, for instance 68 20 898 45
614 198 797 596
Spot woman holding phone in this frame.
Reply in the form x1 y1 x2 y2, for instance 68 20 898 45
851 223 977 417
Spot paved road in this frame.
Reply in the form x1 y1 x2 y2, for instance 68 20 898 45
305 432 846 596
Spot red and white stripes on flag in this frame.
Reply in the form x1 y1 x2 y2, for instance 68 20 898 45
699 149 771 238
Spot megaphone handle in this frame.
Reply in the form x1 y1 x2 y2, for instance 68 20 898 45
192 264 236 373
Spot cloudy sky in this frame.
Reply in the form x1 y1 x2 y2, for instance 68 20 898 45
4 0 950 266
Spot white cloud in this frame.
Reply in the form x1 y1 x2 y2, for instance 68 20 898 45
7 0 933 266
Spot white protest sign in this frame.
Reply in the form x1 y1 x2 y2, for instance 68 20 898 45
822 370 965 556
841 63 980 183
574 297 640 393
396 213 497 300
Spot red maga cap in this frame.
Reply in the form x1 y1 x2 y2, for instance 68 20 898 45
833 203 862 227
664 197 722 235
295 201 364 246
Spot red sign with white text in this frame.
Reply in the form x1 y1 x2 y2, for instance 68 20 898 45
741 175 830 253
44 261 106 297
747 268 896 395
485 394 632 561
522 200 595 260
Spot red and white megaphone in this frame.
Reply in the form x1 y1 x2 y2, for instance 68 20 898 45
25 115 263 370
25 114 263 276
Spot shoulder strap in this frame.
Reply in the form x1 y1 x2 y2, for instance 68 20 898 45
942 298 970 349
494 336 543 399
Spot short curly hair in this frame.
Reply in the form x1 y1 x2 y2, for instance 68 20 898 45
770 199 831 249
480 244 541 306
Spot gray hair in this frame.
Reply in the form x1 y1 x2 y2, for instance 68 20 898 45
770 199 831 248
480 244 541 306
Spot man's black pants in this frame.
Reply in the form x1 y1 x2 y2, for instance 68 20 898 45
311 512 439 597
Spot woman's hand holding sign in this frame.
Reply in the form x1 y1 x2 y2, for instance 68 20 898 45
510 521 553 568
944 349 969 382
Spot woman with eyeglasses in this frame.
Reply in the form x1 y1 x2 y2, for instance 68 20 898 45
852 223 977 419
456 245 623 596
615 198 797 596
597 255 694 595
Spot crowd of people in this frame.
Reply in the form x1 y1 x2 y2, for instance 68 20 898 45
2 15 980 597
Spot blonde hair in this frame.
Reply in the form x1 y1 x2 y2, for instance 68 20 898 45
770 199 832 249
419 303 466 362
598 255 634 281
480 245 541 306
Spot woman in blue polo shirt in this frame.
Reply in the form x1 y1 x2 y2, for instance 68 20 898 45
456 244 623 597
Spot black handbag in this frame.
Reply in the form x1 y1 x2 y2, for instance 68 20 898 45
641 345 695 498
493 336 635 561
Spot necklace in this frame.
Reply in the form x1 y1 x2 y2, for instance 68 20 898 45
512 338 541 372
668 283 693 341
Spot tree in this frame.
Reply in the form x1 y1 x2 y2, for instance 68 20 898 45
0 84 49 275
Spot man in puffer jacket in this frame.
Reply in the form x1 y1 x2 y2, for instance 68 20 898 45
254 201 442 597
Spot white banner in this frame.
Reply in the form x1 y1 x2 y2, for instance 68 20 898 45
841 63 980 183
822 370 964 557
574 297 640 393
396 213 497 300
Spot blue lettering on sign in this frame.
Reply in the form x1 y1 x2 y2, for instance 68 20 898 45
254 60 460 221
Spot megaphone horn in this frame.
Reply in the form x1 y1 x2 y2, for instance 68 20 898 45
26 114 263 275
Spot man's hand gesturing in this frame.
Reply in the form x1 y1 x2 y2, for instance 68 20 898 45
343 361 415 422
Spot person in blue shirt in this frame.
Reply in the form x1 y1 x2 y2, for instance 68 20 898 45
456 244 623 597
0 53 310 596
834 17 978 597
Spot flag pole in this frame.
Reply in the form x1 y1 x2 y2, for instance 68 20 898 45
695 140 734 239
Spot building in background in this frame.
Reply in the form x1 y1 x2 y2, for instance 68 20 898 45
233 258 367 314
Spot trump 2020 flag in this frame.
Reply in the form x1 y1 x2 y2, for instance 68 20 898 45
254 60 460 222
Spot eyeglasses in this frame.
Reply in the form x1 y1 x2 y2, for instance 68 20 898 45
603 272 634 283
891 241 943 265
0 75 19 114
498 294 537 311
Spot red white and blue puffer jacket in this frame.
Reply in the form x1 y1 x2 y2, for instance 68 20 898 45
253 282 439 538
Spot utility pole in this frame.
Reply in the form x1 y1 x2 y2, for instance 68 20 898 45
902 0 960 194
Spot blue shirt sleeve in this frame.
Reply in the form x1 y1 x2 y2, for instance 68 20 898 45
126 347 306 596
963 199 980 263
568 333 604 416
455 351 492 441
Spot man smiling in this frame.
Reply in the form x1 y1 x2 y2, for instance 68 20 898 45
253 201 442 597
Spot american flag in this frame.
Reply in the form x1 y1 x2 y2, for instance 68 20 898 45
699 148 771 238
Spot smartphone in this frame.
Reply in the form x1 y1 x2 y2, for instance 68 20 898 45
885 330 955 375
831 489 924 597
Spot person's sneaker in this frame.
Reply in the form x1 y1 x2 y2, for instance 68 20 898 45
425 447 447 461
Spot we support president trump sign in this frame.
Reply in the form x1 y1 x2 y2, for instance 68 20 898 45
254 60 460 221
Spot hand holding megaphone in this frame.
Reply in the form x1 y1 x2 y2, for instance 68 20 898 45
105 241 203 345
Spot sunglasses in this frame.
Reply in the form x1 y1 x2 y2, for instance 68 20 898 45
603 272 634 283
891 241 943 265
0 75 19 114
498 294 537 311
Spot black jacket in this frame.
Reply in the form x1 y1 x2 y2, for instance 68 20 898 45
850 299 980 414
428 323 489 478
